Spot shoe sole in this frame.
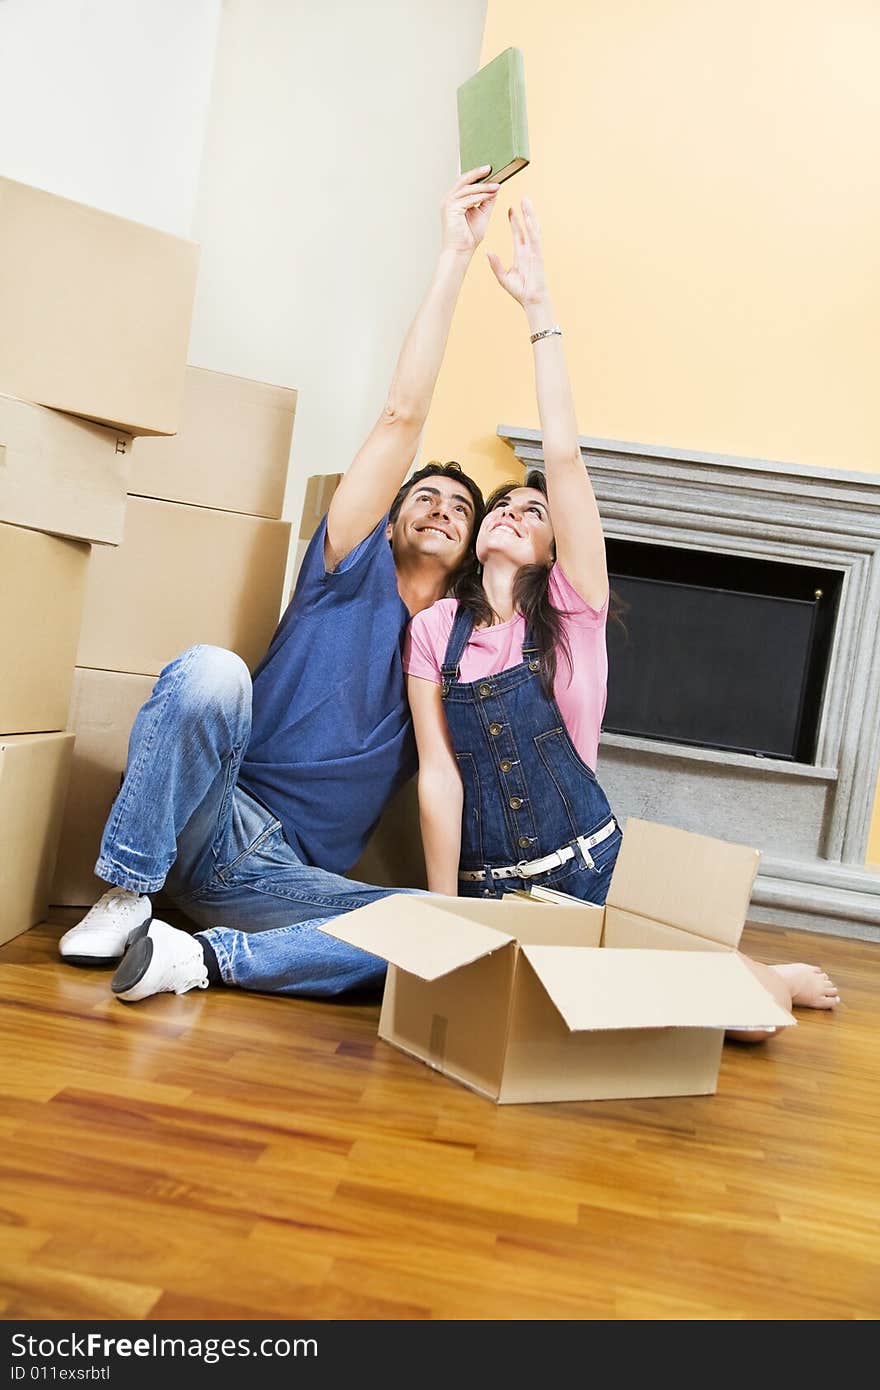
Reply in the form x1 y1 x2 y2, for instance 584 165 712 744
61 953 123 968
110 920 155 1000
61 915 153 969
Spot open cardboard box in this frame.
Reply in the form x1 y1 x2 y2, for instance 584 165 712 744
322 819 794 1103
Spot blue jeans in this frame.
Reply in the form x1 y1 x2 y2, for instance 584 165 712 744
97 645 413 996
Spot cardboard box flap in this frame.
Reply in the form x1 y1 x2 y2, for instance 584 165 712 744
319 896 515 981
606 819 760 948
520 946 794 1032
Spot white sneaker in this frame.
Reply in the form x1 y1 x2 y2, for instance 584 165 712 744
111 920 209 1003
59 888 152 965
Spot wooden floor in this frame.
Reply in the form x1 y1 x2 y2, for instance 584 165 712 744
0 915 877 1321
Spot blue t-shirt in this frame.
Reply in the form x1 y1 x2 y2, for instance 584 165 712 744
237 516 416 874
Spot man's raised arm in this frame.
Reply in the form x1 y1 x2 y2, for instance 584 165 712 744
324 167 498 569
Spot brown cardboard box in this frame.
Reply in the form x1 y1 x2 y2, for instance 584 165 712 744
76 497 291 675
289 473 344 592
0 522 90 734
128 367 296 517
322 819 794 1104
350 779 426 889
51 669 154 907
299 473 343 541
0 177 198 436
0 733 74 945
0 392 132 544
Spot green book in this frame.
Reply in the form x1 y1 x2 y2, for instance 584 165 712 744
457 47 530 184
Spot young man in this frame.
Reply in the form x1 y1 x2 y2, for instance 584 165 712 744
59 167 498 1000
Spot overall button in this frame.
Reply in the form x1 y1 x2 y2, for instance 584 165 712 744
489 723 503 736
499 759 512 773
478 683 492 697
528 659 540 672
518 837 531 849
509 796 523 810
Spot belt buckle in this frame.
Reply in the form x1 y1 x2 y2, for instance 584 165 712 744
515 859 530 877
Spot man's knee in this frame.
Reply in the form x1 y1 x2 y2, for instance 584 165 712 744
168 645 251 716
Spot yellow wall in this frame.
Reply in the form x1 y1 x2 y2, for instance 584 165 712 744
423 0 880 865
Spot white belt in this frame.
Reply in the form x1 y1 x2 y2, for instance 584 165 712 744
458 817 618 882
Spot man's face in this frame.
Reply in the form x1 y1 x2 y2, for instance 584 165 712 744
387 474 476 574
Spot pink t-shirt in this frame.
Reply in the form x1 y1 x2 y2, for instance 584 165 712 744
403 564 608 771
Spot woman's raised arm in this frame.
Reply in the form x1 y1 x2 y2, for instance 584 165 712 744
325 169 499 570
487 200 608 609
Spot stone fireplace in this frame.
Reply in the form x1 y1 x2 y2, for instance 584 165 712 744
499 426 880 941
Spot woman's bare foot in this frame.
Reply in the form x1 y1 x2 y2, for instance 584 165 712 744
726 1025 781 1044
771 963 840 1009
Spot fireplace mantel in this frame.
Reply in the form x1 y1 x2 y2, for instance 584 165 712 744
498 426 880 939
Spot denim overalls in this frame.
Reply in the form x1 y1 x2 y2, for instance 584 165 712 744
440 606 622 902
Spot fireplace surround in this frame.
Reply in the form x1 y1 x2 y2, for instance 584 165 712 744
498 426 880 940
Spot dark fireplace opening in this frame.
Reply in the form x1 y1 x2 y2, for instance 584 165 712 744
603 539 842 762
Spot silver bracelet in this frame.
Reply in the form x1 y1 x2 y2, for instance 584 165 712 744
530 325 562 344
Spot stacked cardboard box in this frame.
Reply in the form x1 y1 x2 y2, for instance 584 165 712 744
52 368 296 907
0 177 200 944
292 470 343 576
0 177 198 435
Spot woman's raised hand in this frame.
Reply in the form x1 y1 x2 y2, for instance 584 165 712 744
486 198 550 307
441 167 500 256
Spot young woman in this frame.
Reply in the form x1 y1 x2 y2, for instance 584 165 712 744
404 198 839 1033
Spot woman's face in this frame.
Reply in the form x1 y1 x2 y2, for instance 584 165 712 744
476 486 555 568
